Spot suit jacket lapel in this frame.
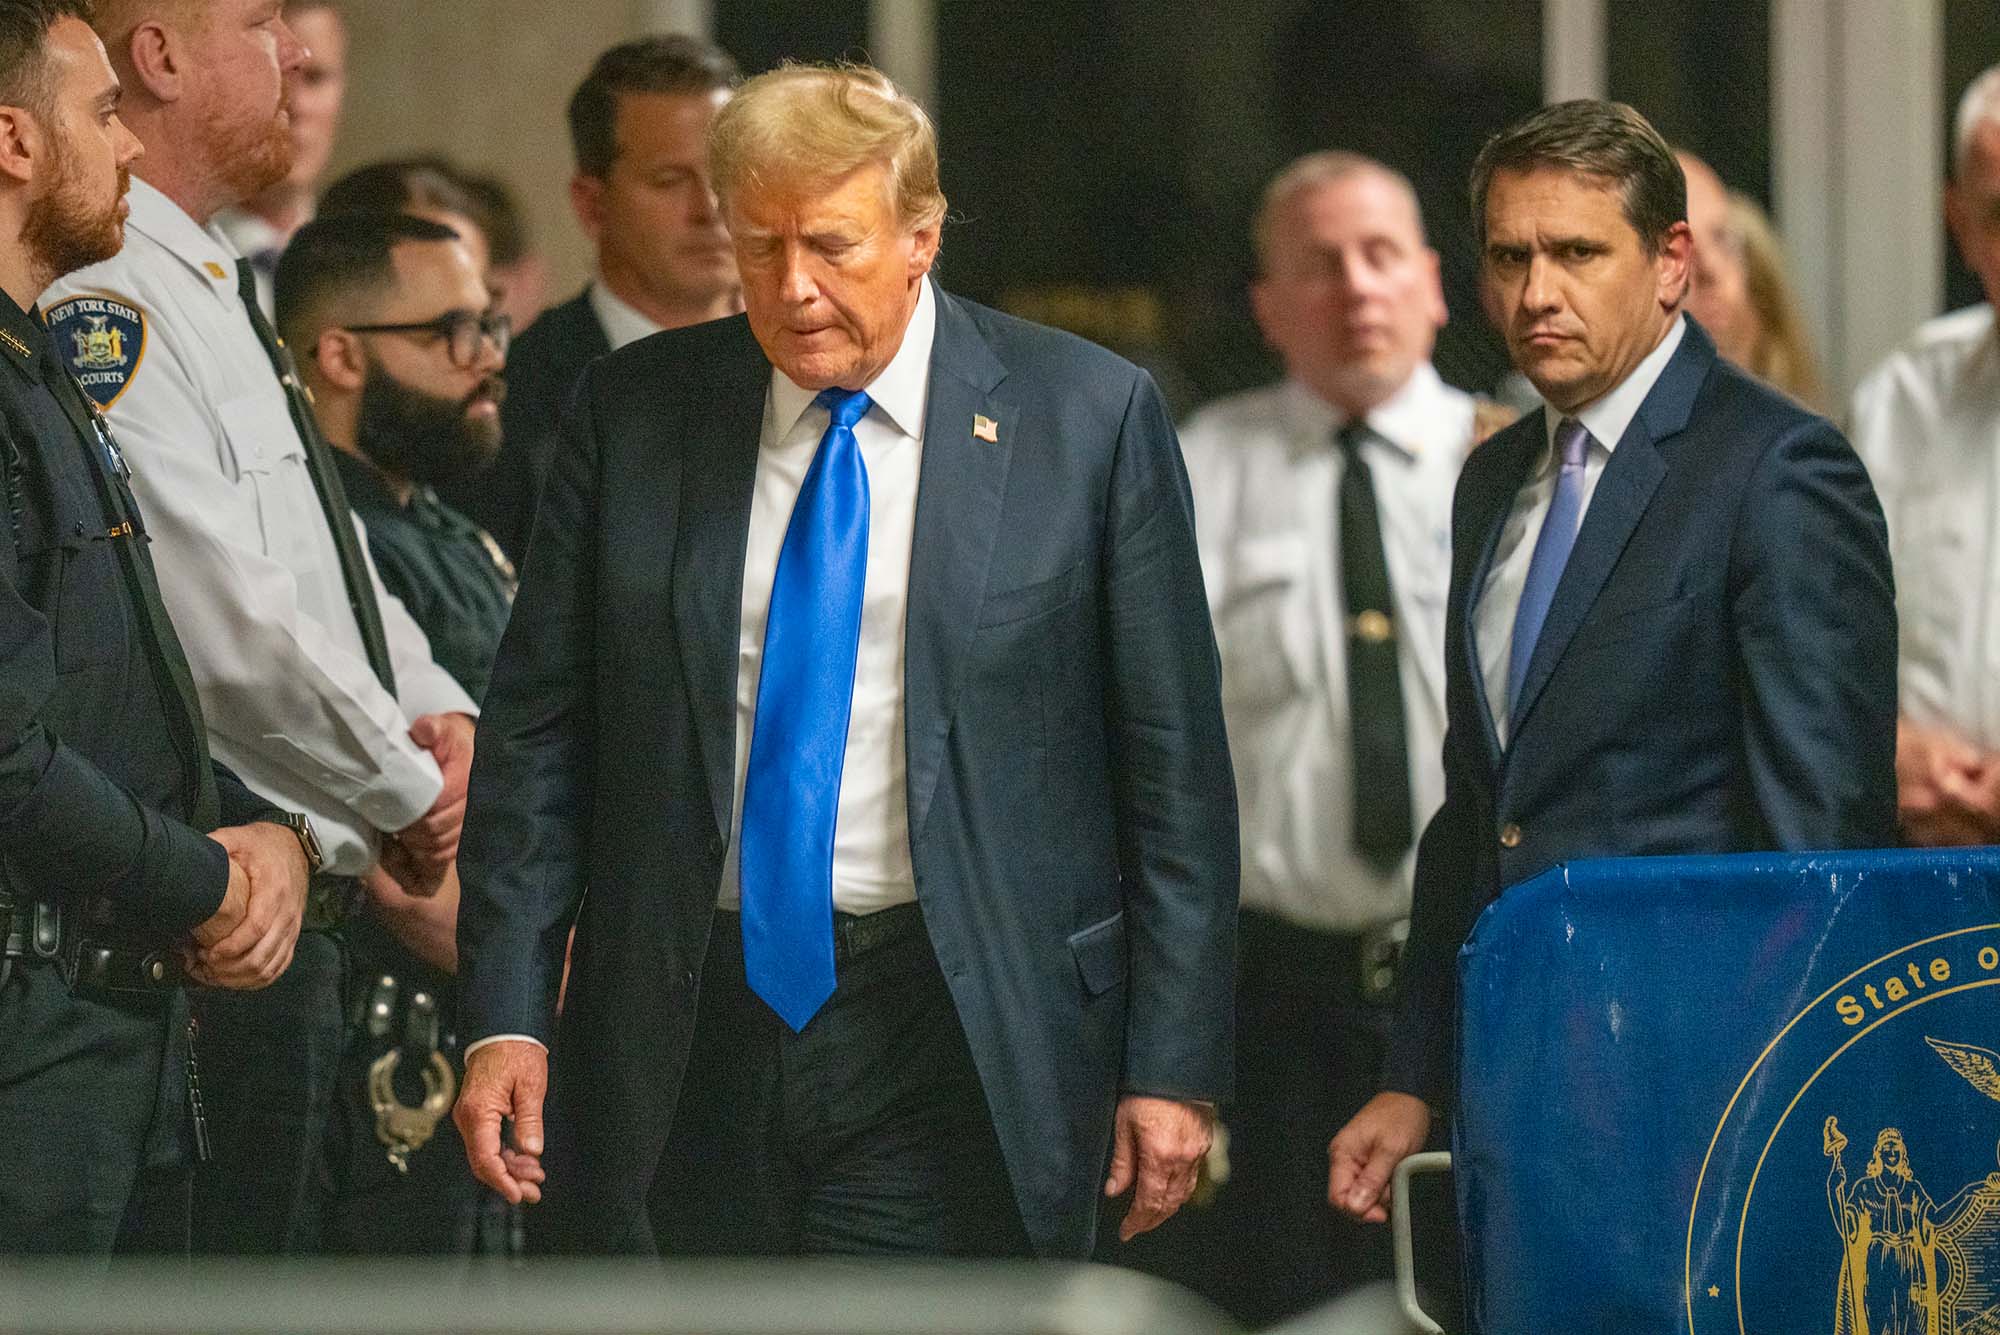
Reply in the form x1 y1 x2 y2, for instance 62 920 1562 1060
904 290 1012 846
1506 321 1713 740
671 336 769 840
1462 415 1542 771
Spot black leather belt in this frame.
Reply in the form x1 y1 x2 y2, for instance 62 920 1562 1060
3 897 182 998
831 900 925 964
1238 907 1407 1006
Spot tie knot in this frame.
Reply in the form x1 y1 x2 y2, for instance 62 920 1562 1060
815 387 873 431
1336 420 1369 459
1554 416 1590 469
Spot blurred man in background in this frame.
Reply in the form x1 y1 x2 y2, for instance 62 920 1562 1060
215 0 346 315
1850 65 2000 848
1159 150 1469 1326
440 34 740 560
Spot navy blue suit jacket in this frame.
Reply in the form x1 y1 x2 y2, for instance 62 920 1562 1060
455 287 1239 1256
1384 321 1898 1109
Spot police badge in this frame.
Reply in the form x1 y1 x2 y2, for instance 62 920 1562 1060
45 293 146 409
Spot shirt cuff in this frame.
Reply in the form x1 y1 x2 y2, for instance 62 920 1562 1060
464 1033 547 1060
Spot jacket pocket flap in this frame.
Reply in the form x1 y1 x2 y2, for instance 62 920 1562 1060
1067 910 1127 996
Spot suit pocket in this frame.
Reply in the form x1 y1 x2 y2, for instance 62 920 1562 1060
1577 590 1693 654
978 561 1082 628
1067 910 1127 998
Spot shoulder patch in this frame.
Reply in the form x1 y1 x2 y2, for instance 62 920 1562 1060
46 292 147 410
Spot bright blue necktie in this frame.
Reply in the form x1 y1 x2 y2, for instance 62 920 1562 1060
739 387 873 1031
1506 416 1591 717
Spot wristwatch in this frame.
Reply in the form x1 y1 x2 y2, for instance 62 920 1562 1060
278 811 325 877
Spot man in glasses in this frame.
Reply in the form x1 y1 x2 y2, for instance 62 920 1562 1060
272 212 514 1253
40 0 479 1255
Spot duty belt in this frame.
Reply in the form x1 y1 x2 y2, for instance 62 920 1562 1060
2 896 183 997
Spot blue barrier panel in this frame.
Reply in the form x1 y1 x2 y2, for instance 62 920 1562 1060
1455 849 2000 1335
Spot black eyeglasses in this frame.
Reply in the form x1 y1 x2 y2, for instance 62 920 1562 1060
342 309 511 368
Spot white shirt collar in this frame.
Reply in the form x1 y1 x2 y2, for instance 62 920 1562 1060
769 276 937 444
588 279 666 352
1282 361 1455 464
126 177 245 289
1544 312 1687 458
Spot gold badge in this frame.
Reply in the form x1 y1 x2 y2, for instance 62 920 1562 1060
1351 609 1395 644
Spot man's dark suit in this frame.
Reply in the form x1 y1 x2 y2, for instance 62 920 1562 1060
456 286 1239 1256
1385 321 1898 1109
438 288 609 561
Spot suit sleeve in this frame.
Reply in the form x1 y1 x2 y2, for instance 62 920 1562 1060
454 362 604 1046
1101 370 1240 1104
1729 419 1898 848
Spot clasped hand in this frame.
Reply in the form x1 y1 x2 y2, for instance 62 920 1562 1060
385 712 475 895
185 821 310 990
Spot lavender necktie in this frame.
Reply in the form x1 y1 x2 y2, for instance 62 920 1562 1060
1506 416 1591 716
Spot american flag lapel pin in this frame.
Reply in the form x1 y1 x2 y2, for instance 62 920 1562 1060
972 413 999 443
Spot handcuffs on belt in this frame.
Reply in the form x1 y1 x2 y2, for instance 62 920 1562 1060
353 972 457 1174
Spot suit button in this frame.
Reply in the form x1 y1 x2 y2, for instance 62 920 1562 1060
708 833 724 858
1499 823 1522 849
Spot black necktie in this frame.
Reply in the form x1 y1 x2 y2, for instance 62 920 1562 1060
235 259 396 696
1335 421 1413 869
43 348 219 830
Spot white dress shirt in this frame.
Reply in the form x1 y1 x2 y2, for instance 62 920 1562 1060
1477 314 1687 746
42 179 476 875
1850 303 2000 747
212 206 291 319
716 277 937 915
588 280 665 353
1181 366 1471 933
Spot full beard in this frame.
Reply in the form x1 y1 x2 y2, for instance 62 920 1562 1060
23 160 128 281
355 368 506 489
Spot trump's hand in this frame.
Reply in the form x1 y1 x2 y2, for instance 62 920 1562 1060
1104 1094 1214 1241
1328 1091 1432 1223
396 712 475 873
454 1038 548 1205
1897 718 2000 846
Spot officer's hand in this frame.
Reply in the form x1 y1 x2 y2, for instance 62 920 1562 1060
1104 1094 1215 1241
377 836 448 899
188 843 251 952
455 1039 548 1205
1328 1091 1432 1223
187 822 309 990
398 712 475 871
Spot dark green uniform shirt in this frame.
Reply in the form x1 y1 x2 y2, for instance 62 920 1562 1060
332 448 514 702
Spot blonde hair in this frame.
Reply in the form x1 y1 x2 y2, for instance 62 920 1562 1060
707 62 945 232
1252 150 1425 271
1728 191 1826 412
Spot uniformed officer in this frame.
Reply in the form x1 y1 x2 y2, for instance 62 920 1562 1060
42 0 478 1254
273 212 517 1253
0 0 314 1254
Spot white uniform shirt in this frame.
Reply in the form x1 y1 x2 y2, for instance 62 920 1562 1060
1850 303 2000 747
1181 366 1470 933
42 178 476 875
716 277 937 916
1476 315 1685 745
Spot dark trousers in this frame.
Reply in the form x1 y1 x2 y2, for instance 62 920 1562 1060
0 960 188 1255
1108 908 1397 1327
644 903 1030 1258
188 928 348 1254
